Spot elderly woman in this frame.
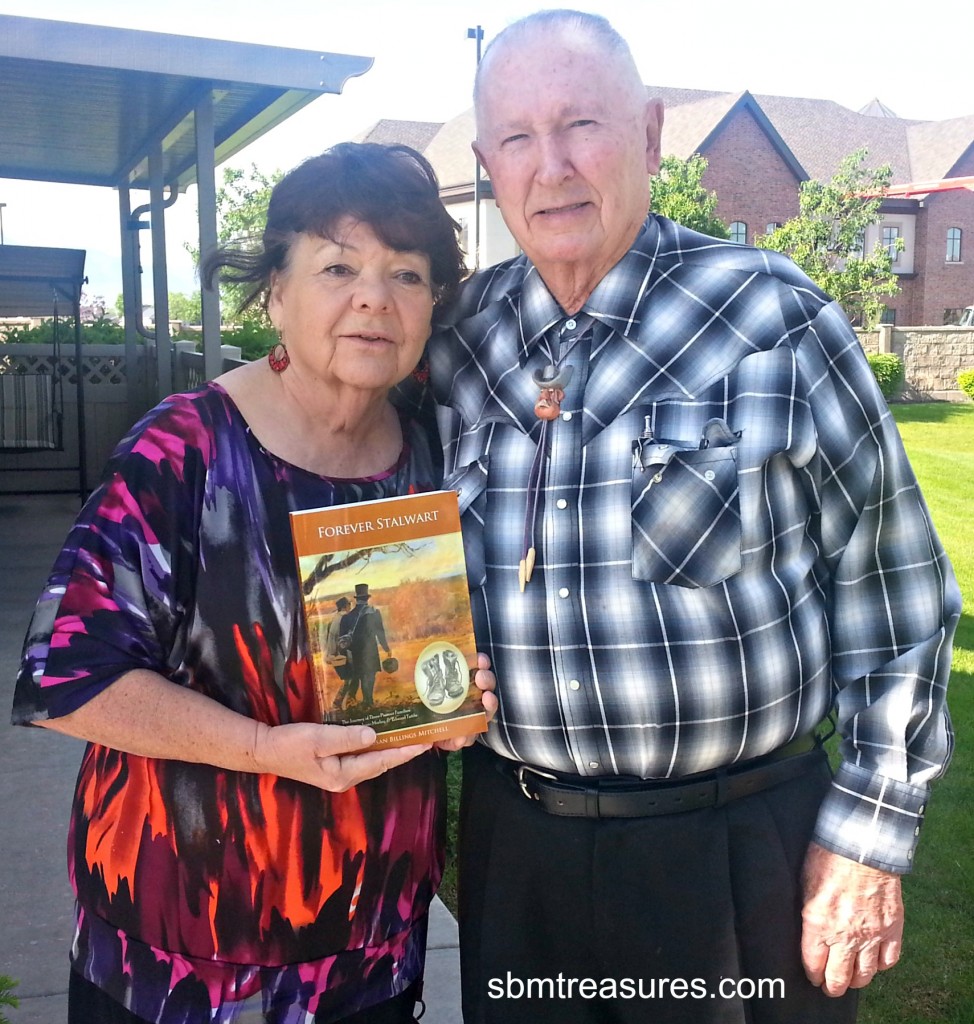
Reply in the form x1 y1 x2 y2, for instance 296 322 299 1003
12 143 493 1024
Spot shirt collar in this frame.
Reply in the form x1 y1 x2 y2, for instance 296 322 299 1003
516 217 660 359
516 265 564 362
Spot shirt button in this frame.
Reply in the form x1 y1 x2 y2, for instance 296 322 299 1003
918 804 925 814
588 761 600 769
565 318 577 330
569 679 580 690
558 587 570 598
562 411 573 421
556 498 568 509
914 826 921 837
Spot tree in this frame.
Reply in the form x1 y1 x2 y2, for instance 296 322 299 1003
650 155 729 238
754 149 901 329
79 291 108 323
0 973 19 1024
188 164 283 320
167 291 202 325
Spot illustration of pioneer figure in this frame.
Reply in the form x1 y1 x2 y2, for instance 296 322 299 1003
323 596 352 681
333 583 392 710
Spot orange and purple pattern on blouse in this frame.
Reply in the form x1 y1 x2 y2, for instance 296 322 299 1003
13 383 444 1022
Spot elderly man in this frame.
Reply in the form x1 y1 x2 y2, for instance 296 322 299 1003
426 9 958 1024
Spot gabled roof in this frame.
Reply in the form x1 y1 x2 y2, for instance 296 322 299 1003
688 92 808 181
365 86 974 196
906 114 974 182
0 14 372 190
423 110 480 195
749 93 917 181
357 119 444 152
659 91 743 161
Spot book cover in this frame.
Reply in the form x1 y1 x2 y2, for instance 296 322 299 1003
290 489 488 750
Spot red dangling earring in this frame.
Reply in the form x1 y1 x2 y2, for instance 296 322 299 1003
268 341 290 373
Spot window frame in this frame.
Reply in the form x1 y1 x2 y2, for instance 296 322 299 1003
881 225 901 263
946 227 962 263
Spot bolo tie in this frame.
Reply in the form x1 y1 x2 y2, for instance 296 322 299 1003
519 317 587 591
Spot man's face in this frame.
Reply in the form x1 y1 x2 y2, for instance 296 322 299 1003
473 35 661 287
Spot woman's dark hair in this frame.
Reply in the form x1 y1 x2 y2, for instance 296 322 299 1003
202 142 466 312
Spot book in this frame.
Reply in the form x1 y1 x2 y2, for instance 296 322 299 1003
290 489 488 750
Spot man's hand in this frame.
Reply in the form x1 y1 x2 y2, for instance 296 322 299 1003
434 653 499 752
801 841 903 996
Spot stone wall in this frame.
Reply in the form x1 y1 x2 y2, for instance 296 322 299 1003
856 326 974 402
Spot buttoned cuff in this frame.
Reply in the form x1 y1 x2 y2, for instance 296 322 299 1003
810 762 929 874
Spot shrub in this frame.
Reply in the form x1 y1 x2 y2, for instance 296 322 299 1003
0 974 19 1024
0 316 128 345
958 369 974 400
223 318 278 361
867 353 905 399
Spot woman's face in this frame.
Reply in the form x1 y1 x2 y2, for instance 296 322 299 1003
267 219 434 394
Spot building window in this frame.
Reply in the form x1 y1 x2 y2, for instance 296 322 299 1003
729 221 747 245
765 222 781 234
881 226 901 263
946 227 962 263
880 307 897 325
457 217 470 254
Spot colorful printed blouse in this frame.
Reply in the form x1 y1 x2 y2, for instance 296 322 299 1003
12 382 446 1023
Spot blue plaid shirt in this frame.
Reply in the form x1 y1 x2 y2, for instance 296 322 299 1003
428 216 958 874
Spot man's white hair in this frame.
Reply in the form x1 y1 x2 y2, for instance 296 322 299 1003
473 9 645 119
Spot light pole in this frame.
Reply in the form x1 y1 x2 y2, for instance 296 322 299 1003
0 203 6 244
466 26 484 268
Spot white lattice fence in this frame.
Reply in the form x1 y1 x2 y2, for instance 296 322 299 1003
0 344 140 493
0 347 129 386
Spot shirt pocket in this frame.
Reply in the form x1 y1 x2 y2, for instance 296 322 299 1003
630 431 742 589
444 457 489 591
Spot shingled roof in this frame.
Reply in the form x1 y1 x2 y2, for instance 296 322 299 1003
362 86 974 193
355 118 443 151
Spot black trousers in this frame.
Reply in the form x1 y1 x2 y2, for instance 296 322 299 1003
458 742 858 1024
68 969 424 1024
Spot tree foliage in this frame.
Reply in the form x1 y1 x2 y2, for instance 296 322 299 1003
650 155 729 239
167 291 203 325
0 973 19 1024
754 149 901 329
112 291 203 328
0 316 126 345
188 164 283 321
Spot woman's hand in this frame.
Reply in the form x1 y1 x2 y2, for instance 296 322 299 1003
252 722 431 791
434 652 499 752
40 669 430 791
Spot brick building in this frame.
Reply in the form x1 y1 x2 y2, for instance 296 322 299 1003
361 88 974 327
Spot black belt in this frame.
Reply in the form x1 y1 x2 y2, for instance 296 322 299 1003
499 738 823 819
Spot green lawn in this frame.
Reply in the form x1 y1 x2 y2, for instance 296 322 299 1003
857 403 974 1024
441 403 974 1023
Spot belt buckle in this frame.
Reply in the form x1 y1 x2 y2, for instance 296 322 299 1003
516 763 558 801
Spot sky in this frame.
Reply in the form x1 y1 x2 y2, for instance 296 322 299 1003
2 0 972 302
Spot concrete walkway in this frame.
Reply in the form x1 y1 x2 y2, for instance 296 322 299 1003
0 493 461 1023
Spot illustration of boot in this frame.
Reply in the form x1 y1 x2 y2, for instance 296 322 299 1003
422 656 446 706
442 649 466 699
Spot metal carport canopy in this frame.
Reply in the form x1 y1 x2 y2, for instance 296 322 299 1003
0 13 373 398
